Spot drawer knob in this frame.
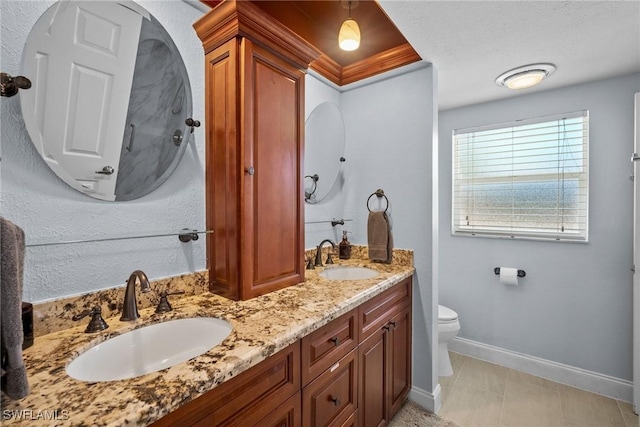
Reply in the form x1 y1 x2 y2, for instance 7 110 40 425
330 336 340 346
389 321 396 328
329 396 341 406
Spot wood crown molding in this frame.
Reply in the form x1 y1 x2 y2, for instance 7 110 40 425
198 1 422 87
341 43 422 86
193 0 321 69
310 43 422 86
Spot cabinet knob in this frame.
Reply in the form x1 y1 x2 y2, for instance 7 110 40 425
245 166 255 175
383 320 396 331
330 336 340 346
329 396 341 406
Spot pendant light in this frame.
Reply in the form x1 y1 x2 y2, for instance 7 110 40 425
339 1 360 51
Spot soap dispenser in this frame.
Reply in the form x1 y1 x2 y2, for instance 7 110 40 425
339 230 352 260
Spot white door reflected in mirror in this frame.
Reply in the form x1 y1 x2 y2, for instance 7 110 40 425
20 0 192 201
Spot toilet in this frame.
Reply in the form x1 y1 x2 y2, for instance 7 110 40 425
438 304 460 377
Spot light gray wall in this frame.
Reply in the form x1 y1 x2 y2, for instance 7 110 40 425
1 0 207 302
439 72 640 381
341 65 438 395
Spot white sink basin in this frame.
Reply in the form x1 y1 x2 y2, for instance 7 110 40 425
66 317 232 382
319 266 379 280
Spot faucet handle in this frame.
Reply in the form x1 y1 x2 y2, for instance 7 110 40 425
306 257 315 270
72 306 109 333
326 252 335 264
155 291 185 313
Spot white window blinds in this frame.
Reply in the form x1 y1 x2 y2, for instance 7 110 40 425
452 111 589 241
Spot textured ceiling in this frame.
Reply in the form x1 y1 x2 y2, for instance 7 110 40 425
378 0 640 110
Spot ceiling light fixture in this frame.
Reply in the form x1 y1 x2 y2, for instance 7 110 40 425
495 63 556 90
339 1 360 51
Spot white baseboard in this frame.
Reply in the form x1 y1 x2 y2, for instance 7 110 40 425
449 337 633 403
409 383 441 414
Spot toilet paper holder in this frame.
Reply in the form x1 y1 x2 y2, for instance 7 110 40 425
494 267 526 277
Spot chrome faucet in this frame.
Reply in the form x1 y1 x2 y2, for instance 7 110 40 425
120 270 151 321
315 239 336 267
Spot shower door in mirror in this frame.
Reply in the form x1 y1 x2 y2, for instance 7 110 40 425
21 1 145 200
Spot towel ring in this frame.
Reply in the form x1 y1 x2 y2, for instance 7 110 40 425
304 174 319 202
367 189 389 213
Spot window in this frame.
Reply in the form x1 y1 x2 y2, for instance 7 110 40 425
452 111 589 241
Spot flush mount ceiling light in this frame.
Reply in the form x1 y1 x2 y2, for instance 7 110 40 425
339 0 360 51
495 63 556 90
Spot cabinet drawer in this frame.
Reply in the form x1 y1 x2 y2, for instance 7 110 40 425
340 410 357 427
152 342 300 427
302 350 358 427
301 309 358 386
248 390 301 427
359 278 411 341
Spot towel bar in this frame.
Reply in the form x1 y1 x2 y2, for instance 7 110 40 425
26 230 213 247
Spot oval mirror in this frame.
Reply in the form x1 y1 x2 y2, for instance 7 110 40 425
304 102 345 204
20 0 193 201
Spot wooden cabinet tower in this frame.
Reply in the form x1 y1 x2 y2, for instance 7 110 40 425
194 0 320 300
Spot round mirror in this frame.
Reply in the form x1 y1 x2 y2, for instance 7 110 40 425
304 102 345 204
20 0 193 201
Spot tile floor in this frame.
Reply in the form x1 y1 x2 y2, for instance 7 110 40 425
438 352 638 427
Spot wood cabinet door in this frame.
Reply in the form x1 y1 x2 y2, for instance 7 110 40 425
388 306 412 419
204 37 305 301
240 40 305 299
358 279 413 427
358 328 387 427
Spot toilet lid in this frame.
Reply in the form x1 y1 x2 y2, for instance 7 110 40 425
438 305 458 321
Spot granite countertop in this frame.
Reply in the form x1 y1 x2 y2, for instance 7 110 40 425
1 255 414 426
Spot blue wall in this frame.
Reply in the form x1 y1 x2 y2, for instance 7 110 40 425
341 66 438 403
439 73 640 382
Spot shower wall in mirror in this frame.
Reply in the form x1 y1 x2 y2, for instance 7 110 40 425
20 0 193 201
0 0 207 302
115 13 192 200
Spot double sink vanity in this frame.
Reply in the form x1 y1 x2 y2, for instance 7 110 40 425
3 1 418 425
2 252 414 426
